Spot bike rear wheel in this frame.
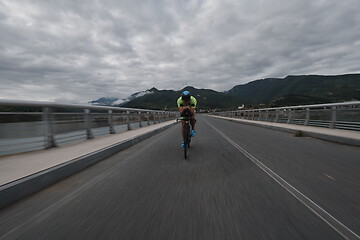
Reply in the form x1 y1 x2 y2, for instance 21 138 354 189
184 129 189 159
187 133 191 148
183 123 191 159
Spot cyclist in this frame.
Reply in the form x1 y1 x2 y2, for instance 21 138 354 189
177 91 197 148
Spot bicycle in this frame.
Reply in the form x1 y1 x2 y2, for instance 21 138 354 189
177 108 192 159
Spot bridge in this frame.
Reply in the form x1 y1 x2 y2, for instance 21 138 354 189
0 100 360 240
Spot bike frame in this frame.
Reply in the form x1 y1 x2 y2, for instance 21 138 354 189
178 109 191 159
183 117 191 159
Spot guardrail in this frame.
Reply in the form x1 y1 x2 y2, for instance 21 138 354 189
0 99 178 156
210 101 360 131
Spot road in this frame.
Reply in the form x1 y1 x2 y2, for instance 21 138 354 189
0 115 359 240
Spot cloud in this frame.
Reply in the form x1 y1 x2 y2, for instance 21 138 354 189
0 0 359 103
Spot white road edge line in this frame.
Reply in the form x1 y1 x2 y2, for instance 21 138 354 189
205 119 360 240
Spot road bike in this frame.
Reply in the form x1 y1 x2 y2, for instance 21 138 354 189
177 109 192 159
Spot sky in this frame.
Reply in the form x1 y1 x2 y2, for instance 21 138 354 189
0 0 359 103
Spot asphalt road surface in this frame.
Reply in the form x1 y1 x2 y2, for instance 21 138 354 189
0 115 359 240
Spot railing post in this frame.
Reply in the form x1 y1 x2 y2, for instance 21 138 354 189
147 112 150 125
108 110 115 134
330 106 336 128
43 107 57 148
305 108 310 126
287 109 292 124
252 110 255 120
258 110 261 121
85 109 94 139
275 110 279 123
265 110 269 122
126 111 131 130
153 112 157 124
138 111 142 127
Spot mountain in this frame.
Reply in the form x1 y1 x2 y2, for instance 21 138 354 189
89 97 119 106
121 86 241 110
90 74 360 110
89 88 157 106
228 74 360 106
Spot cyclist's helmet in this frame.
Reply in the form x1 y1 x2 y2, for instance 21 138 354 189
181 91 191 101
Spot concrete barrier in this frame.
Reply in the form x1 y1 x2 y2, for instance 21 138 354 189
208 115 360 147
0 122 177 209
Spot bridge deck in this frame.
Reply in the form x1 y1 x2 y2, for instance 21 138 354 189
0 115 359 239
1 116 359 187
210 115 360 146
0 120 176 186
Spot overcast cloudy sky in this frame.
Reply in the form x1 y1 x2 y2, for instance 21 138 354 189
0 0 359 103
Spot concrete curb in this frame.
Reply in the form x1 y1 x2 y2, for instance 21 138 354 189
208 115 360 147
0 121 177 209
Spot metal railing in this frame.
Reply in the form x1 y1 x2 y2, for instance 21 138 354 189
0 99 178 156
210 101 360 131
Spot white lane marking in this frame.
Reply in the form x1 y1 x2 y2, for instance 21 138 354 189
324 173 336 181
205 119 360 240
0 126 177 240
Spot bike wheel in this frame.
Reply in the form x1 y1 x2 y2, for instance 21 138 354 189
184 130 188 159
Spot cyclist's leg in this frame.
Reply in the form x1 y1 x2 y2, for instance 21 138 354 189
190 112 196 137
180 120 187 148
189 108 196 130
181 120 186 140
190 117 196 130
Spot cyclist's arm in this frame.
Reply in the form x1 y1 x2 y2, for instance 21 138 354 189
177 97 182 108
186 98 196 116
190 97 197 111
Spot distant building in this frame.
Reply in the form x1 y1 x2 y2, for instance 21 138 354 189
238 104 245 109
